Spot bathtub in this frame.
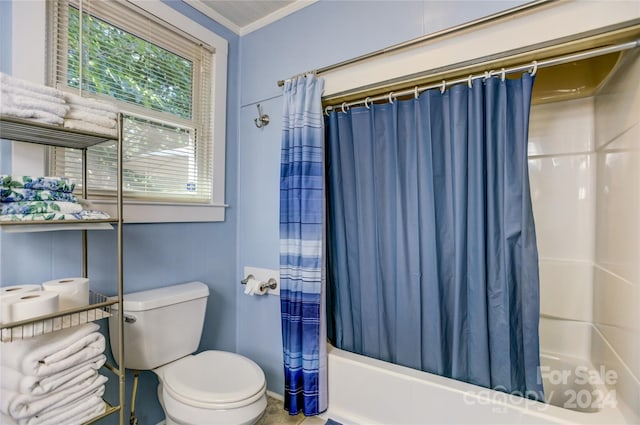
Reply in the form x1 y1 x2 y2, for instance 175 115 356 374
324 318 637 424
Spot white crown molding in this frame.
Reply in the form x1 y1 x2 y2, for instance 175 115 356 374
185 0 318 36
240 0 319 36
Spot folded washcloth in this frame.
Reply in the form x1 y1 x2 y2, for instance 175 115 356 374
1 93 69 118
66 106 117 126
18 393 105 425
62 119 118 137
0 73 63 100
62 92 118 114
0 105 64 126
0 374 107 419
0 323 104 377
0 176 75 193
0 189 77 204
0 201 83 216
0 354 106 396
0 210 111 222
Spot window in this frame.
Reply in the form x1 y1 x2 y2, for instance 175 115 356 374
47 0 228 221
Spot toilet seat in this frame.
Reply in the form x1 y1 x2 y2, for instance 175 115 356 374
163 351 266 410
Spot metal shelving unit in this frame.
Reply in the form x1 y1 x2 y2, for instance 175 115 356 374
0 115 125 425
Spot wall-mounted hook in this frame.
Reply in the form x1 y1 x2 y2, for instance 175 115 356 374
254 103 270 128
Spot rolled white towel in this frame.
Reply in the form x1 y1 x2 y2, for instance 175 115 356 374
63 119 118 137
66 107 116 128
18 393 105 425
0 323 105 377
0 354 106 396
62 92 118 113
0 374 107 419
1 93 69 119
0 73 63 100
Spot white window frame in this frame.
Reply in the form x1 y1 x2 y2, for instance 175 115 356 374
10 0 228 223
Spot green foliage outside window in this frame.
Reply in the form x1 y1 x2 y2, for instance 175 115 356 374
67 6 193 120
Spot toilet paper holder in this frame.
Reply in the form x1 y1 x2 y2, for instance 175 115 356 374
240 274 277 291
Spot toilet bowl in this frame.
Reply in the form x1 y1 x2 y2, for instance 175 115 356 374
155 351 267 425
109 281 267 425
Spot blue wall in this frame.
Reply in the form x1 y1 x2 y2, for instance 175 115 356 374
1 0 528 423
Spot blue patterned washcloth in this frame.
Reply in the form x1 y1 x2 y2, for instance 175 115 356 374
0 200 83 215
0 210 110 222
0 188 78 203
0 175 76 193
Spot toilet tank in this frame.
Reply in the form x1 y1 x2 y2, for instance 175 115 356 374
109 281 209 370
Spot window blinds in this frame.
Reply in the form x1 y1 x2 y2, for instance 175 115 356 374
49 0 215 203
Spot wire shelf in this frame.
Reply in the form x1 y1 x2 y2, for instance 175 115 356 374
0 291 116 342
0 115 117 148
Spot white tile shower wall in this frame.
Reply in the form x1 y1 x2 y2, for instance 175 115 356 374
538 317 592 359
528 97 596 322
538 261 593 321
528 97 594 156
529 154 595 260
593 267 640 378
593 50 640 419
595 123 640 284
595 53 640 150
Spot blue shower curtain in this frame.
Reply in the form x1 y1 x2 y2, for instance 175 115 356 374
280 74 327 415
326 73 543 399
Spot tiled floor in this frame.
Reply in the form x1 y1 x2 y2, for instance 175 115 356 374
258 395 327 425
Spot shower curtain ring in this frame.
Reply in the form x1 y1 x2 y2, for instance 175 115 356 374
388 92 395 104
414 87 419 99
324 106 333 116
440 80 446 94
468 75 473 88
530 60 538 76
364 97 371 109
484 70 494 81
501 68 506 81
341 102 349 113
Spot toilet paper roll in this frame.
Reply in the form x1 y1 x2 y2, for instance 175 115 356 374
1 294 22 324
5 291 59 322
243 277 267 296
42 277 89 310
0 284 42 300
1 286 43 324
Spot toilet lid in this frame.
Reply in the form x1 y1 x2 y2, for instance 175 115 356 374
163 351 266 409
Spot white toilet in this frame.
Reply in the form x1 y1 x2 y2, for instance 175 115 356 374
109 281 267 425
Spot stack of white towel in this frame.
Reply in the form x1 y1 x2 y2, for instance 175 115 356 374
0 74 69 126
0 72 118 137
0 323 108 425
62 92 119 137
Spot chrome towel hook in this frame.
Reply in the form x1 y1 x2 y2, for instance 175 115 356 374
254 103 270 128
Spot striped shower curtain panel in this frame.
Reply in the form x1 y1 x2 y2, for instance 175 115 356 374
279 74 327 416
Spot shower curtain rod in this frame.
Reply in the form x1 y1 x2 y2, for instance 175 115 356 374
276 0 554 88
323 39 640 114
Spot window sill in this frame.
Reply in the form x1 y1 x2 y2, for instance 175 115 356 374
91 199 228 223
